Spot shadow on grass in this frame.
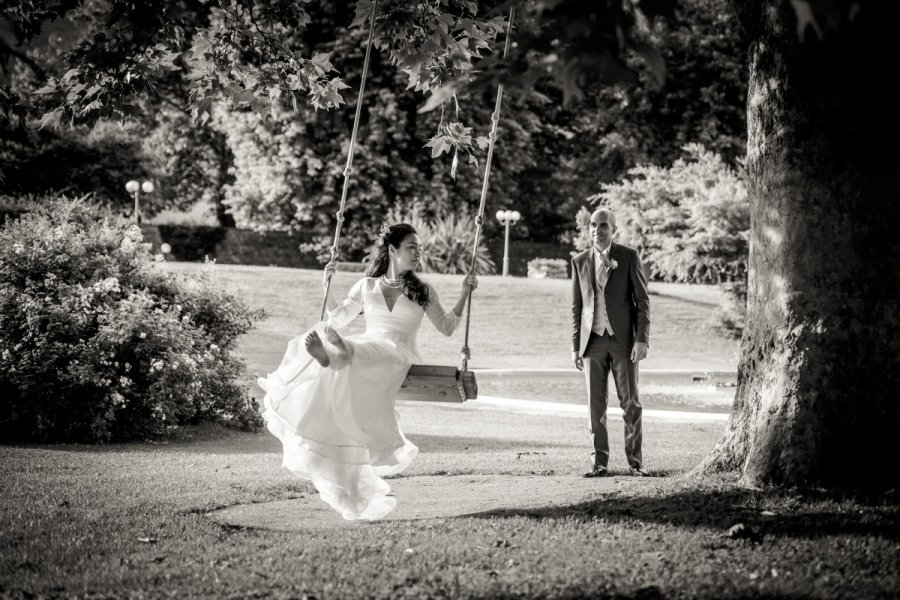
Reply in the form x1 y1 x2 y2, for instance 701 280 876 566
1 425 279 455
650 289 719 309
3 428 578 456
467 485 900 541
409 433 581 453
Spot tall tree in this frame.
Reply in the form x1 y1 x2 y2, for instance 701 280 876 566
696 0 900 487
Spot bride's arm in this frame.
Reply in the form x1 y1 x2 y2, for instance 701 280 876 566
325 277 365 329
424 274 478 336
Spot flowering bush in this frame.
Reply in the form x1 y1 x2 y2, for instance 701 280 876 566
0 199 263 443
584 144 749 284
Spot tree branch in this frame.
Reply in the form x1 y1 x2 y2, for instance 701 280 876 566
0 34 47 80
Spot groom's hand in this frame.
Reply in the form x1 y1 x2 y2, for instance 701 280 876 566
572 351 583 371
631 342 648 362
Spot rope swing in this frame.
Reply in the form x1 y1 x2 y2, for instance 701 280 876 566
320 0 381 322
323 1 516 403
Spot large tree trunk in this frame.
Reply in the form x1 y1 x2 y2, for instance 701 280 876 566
698 0 900 487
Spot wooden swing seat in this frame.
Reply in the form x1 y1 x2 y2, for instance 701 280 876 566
398 364 477 403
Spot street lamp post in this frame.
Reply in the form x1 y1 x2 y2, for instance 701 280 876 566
495 209 521 277
125 179 154 225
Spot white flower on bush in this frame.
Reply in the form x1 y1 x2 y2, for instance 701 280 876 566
149 360 164 373
139 332 147 339
209 343 219 352
93 277 121 294
152 405 167 421
124 225 143 243
110 392 126 406
12 243 25 254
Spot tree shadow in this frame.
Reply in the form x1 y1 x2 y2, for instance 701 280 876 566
650 289 719 309
1 425 279 455
466 485 900 542
409 433 581 453
3 428 578 456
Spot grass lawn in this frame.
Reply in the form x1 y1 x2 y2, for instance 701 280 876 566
3 263 896 598
3 408 898 598
159 264 741 389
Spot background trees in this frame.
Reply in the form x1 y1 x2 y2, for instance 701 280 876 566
1 0 747 256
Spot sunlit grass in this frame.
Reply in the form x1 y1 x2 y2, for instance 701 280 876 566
159 263 740 391
3 408 896 598
2 264 895 598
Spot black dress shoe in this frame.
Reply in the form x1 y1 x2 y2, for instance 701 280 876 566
583 465 608 478
630 465 650 477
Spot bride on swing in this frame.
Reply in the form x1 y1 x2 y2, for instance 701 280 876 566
258 223 478 521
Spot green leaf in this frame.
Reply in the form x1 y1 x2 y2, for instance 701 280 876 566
425 135 452 158
310 52 335 74
80 100 103 115
419 85 456 113
38 109 63 130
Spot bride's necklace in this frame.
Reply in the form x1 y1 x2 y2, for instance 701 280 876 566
380 274 403 288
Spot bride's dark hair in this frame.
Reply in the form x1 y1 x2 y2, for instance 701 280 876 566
366 223 430 308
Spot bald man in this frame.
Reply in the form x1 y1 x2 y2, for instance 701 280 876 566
571 208 650 477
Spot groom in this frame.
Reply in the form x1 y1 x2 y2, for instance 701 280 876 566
571 208 650 477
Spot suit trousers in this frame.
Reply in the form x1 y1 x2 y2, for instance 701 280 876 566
583 331 643 469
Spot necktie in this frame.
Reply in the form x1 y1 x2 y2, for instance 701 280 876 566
595 251 608 288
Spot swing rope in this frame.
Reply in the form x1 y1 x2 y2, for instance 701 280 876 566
318 0 516 382
460 3 516 373
320 0 380 322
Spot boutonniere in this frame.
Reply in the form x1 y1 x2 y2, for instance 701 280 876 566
607 258 618 271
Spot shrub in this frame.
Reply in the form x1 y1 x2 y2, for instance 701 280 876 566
527 258 569 279
0 199 263 443
718 278 747 338
586 144 749 284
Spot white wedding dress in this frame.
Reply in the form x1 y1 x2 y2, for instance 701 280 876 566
258 277 461 520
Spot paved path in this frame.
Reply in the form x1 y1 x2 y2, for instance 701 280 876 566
466 396 729 422
209 474 656 531
212 368 728 531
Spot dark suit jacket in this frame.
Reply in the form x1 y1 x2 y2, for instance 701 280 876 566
571 242 650 357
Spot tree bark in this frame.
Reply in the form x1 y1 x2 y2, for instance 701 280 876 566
698 0 900 487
